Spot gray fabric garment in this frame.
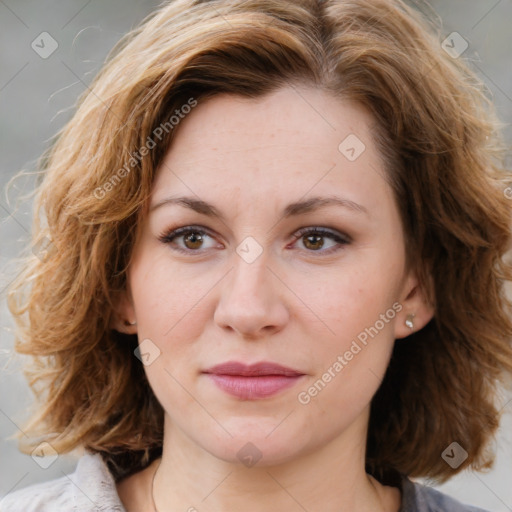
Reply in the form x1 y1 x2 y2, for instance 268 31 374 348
0 452 490 511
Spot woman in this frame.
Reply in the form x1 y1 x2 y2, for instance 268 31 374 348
3 0 512 510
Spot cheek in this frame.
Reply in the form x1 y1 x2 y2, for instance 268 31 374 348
291 256 402 410
128 254 215 415
295 262 400 346
128 252 212 360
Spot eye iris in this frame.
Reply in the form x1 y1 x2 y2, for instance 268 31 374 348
303 234 324 250
184 232 203 249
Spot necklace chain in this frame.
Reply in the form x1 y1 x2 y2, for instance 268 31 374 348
151 458 162 512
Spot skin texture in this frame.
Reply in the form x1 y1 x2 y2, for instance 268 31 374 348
113 86 434 511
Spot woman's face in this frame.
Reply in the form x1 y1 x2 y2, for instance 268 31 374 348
118 85 432 466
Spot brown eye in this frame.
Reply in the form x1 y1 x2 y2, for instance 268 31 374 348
182 231 204 250
292 227 351 255
302 233 325 251
158 226 218 254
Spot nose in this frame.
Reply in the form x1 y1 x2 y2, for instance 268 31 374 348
213 251 289 340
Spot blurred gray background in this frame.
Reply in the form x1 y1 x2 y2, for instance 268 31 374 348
0 0 511 510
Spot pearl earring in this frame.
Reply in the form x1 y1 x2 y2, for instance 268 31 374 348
405 314 415 330
124 319 137 326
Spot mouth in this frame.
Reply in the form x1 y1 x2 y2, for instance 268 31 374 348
202 361 306 400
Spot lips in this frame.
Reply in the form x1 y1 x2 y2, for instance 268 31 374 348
202 361 305 400
204 361 304 377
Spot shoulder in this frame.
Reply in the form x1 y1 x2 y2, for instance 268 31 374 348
0 452 126 512
401 476 490 512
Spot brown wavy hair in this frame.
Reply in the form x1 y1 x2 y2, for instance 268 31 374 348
6 0 512 484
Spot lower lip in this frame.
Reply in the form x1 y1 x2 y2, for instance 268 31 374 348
205 374 304 400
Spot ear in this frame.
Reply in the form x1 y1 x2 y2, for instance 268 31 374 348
394 270 435 340
110 287 137 335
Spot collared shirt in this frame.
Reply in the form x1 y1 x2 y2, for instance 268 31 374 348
0 452 489 511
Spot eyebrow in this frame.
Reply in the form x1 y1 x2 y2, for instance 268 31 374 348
149 195 368 219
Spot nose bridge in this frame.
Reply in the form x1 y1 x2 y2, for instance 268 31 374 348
228 242 274 303
214 241 288 336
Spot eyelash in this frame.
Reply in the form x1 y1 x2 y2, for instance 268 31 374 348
157 225 351 256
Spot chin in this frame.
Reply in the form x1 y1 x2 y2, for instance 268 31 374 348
214 442 304 468
197 422 311 468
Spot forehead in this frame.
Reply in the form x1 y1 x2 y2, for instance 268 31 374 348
151 86 390 214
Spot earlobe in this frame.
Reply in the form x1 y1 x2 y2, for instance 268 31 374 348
109 289 137 334
110 313 138 335
404 313 415 330
394 273 435 340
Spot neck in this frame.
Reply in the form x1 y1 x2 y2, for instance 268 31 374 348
152 411 400 512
